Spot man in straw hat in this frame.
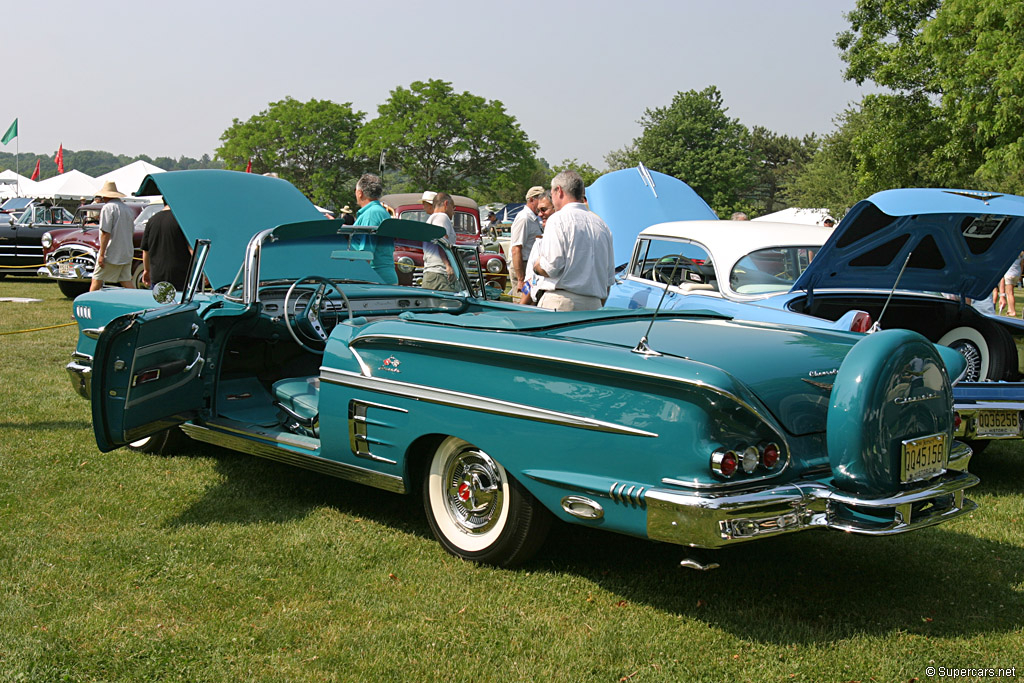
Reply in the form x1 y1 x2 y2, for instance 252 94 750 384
90 180 137 291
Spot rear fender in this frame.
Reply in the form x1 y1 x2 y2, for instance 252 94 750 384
828 329 957 494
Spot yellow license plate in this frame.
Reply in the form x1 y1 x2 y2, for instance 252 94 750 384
977 409 1020 437
901 433 948 483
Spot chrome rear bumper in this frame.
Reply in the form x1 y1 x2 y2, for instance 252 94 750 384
66 354 92 399
646 442 978 548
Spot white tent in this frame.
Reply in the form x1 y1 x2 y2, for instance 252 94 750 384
0 169 39 199
753 207 835 226
29 169 99 200
94 160 166 197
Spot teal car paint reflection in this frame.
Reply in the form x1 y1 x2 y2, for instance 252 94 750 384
67 170 979 567
595 167 1024 448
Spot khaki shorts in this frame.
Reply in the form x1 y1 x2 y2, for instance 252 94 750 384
537 289 603 312
92 261 134 284
421 270 456 292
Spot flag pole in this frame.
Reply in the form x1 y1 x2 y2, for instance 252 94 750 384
15 130 19 196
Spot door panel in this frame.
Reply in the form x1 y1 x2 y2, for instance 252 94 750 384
92 303 210 451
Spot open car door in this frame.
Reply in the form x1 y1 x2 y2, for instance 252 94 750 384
91 303 210 452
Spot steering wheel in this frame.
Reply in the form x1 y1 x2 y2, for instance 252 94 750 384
283 275 352 353
653 255 697 285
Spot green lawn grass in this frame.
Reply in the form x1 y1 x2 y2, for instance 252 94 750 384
1 276 1022 682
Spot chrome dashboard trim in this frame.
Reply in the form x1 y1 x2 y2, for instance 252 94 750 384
320 367 658 437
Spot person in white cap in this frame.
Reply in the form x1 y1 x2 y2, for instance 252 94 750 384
90 180 136 291
510 185 545 294
420 190 437 217
533 170 614 311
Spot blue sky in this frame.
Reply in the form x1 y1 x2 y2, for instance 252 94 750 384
9 0 872 168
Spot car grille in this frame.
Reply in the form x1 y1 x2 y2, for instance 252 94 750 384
48 246 96 277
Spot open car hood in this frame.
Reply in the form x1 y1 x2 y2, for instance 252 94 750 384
586 165 717 267
135 170 326 289
791 188 1024 301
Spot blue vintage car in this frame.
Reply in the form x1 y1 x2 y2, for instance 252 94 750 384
66 170 979 567
597 168 1024 451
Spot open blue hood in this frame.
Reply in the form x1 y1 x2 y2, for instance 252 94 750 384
792 188 1024 301
586 165 717 267
135 170 325 289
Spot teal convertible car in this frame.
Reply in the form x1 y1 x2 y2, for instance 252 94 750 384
67 171 979 567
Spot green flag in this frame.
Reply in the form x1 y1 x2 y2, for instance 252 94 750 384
1 119 16 145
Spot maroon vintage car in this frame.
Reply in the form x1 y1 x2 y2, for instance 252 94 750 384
381 193 508 290
38 200 157 297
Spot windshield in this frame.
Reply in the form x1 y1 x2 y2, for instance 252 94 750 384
16 205 74 225
135 204 163 227
397 208 479 236
238 232 470 297
730 246 821 295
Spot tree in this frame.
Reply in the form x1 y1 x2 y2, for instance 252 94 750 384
836 0 1024 193
216 97 366 209
747 127 818 215
355 79 537 196
622 86 756 217
551 158 602 187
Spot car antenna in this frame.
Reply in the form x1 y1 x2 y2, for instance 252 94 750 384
872 248 914 332
632 256 684 357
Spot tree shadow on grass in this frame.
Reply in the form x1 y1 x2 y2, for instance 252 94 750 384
163 440 1024 645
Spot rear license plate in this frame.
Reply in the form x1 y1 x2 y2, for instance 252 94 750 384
58 261 74 276
901 433 948 483
976 409 1020 437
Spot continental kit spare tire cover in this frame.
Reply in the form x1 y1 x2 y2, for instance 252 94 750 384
827 328 960 495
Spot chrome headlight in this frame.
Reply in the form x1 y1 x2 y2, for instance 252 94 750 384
41 232 53 249
486 257 504 273
395 255 416 273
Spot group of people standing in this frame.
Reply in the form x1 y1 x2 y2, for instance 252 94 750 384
91 169 618 314
89 181 191 293
508 170 615 311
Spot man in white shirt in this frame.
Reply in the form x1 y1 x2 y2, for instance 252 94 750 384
90 181 137 291
533 171 615 311
422 192 458 291
509 185 545 295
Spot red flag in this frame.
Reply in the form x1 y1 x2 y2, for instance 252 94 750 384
54 145 64 174
245 158 252 173
30 159 40 181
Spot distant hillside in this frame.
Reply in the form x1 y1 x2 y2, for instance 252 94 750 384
0 149 223 180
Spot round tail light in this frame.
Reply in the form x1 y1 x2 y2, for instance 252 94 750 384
741 446 759 474
761 442 780 469
711 449 738 478
850 311 873 333
953 411 962 431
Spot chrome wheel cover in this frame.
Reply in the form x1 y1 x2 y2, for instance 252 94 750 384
443 447 505 535
950 340 982 382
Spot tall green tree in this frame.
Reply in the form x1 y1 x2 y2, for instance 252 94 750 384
836 0 1024 193
551 158 602 187
611 86 756 217
747 127 818 215
355 79 537 196
216 97 366 209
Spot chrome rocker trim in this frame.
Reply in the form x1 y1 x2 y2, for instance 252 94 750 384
179 420 406 494
647 443 978 549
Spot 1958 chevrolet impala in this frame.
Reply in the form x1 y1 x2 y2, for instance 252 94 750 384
66 170 978 567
